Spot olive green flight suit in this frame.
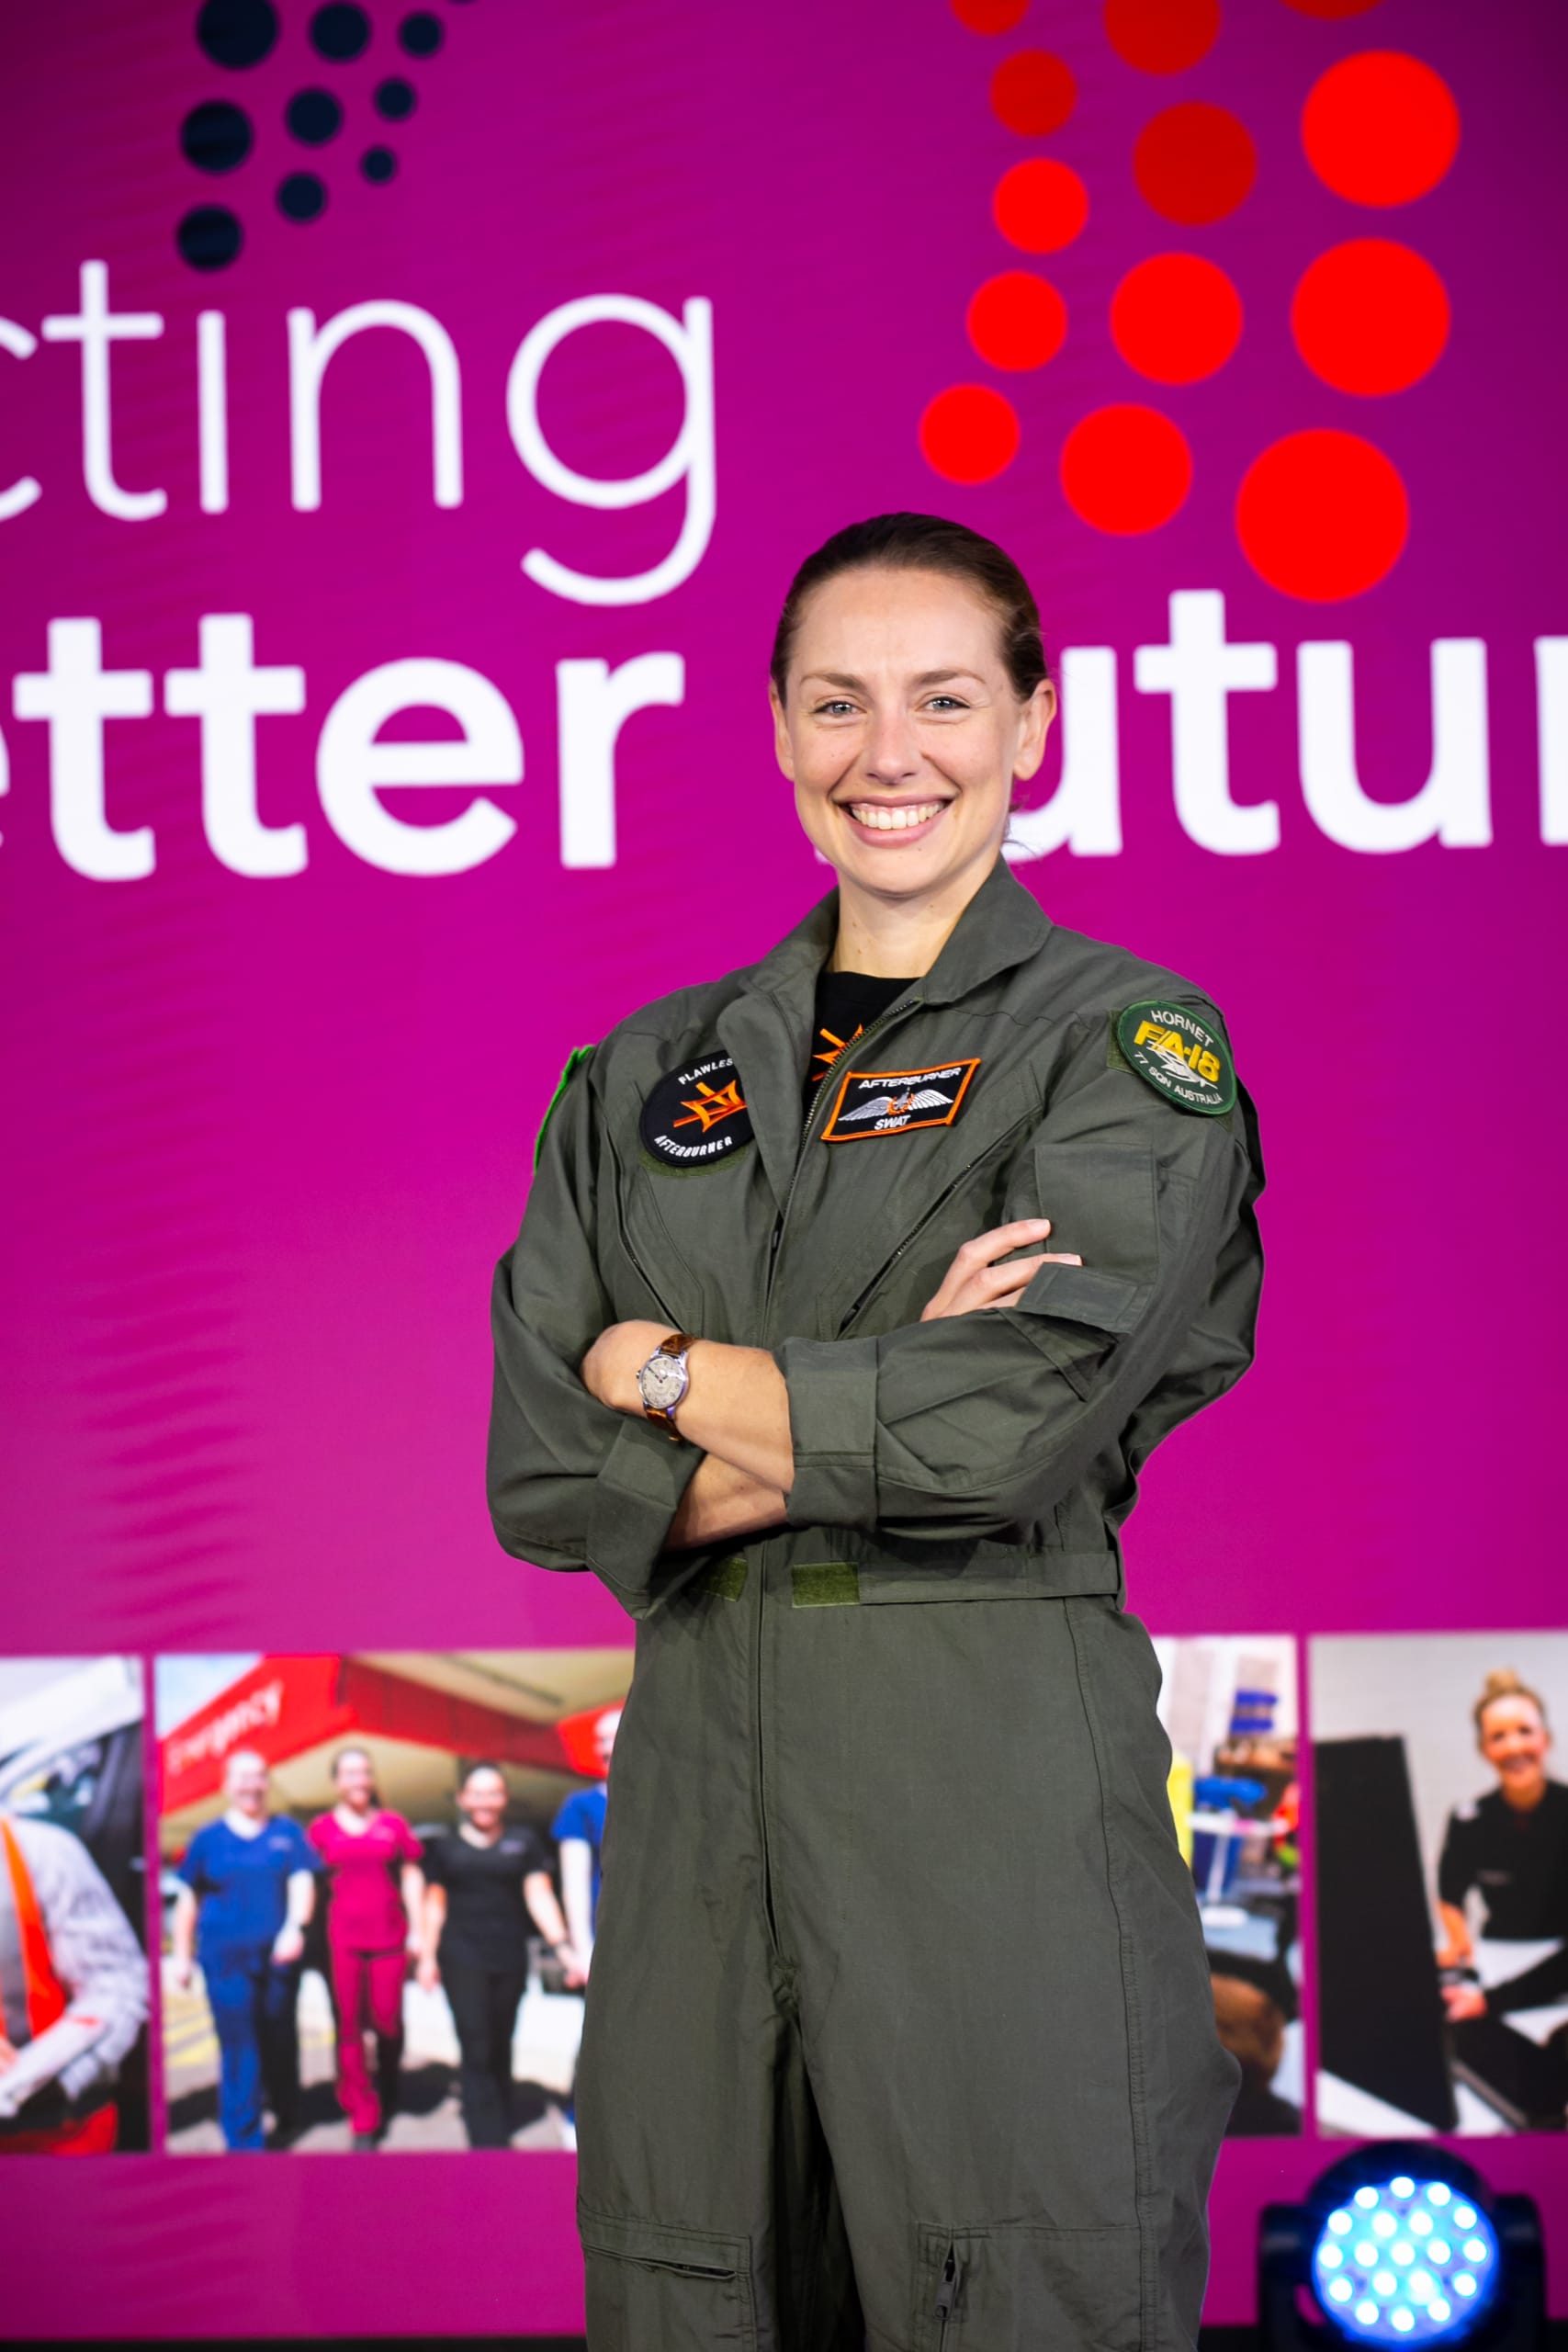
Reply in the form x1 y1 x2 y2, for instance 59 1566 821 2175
489 858 1263 2352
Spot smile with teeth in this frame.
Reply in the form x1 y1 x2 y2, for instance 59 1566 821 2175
844 799 949 831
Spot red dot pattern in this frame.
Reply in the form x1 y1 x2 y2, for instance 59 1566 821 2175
1060 405 1192 535
1292 238 1449 395
934 0 1447 595
950 0 1027 31
1235 429 1409 599
989 50 1077 137
993 158 1090 254
919 385 1021 484
1103 0 1220 74
1302 51 1460 206
1111 254 1243 385
1134 104 1258 225
968 272 1068 371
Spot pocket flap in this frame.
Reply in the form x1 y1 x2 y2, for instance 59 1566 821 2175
579 2206 745 2277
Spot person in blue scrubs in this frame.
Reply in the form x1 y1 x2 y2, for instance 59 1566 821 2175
170 1749 318 2152
551 1708 619 2148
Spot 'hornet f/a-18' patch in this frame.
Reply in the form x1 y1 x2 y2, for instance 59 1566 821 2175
640 1051 755 1169
1115 1002 1236 1117
821 1058 982 1142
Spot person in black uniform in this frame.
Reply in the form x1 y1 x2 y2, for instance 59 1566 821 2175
489 513 1264 2348
418 1762 582 2148
1439 1668 1568 2025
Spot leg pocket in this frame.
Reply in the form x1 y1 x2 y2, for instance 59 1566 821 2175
914 2220 1142 2352
581 2207 757 2350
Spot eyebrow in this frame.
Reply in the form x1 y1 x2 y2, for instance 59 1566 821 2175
801 668 984 691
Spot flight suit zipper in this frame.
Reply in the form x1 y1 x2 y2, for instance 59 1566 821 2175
756 989 918 1962
935 2243 963 2342
761 991 919 1333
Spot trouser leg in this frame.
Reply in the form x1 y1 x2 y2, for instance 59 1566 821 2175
203 1952 266 2151
574 1585 859 2352
258 1958 303 2134
329 1942 378 2134
365 1945 407 2128
442 1955 516 2147
773 1592 1236 2352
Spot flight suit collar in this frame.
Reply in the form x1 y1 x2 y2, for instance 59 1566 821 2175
716 857 1053 1216
744 853 1053 1013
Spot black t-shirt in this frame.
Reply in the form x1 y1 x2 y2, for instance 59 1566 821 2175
423 1826 549 1970
804 969 913 1110
1438 1779 1568 1940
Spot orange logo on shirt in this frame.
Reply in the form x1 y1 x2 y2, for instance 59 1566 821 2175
811 1023 865 1084
673 1078 749 1133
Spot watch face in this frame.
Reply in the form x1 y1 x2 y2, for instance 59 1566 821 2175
638 1352 686 1412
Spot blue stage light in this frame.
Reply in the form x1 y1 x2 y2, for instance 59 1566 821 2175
1259 2144 1544 2352
1310 2177 1500 2345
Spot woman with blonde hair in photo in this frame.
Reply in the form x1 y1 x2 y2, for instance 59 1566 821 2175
307 1747 423 2149
1438 1668 1568 2026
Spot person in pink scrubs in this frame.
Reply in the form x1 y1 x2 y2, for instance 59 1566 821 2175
307 1748 424 2148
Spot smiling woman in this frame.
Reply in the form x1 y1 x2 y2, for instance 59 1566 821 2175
487 512 1267 2352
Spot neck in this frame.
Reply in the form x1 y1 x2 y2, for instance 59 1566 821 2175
1501 1774 1548 1812
460 1820 502 1846
830 851 997 978
225 1807 264 1834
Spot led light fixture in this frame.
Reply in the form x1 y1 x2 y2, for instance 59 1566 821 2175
1259 2144 1543 2352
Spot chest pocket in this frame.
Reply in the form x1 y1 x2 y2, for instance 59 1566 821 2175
608 1129 775 1344
822 1069 1041 1338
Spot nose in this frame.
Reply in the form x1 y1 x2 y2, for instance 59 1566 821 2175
861 708 922 789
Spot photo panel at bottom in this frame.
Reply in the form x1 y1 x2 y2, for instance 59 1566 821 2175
153 1648 632 2154
1310 1628 1568 2138
1152 1633 1303 2137
0 1655 152 2154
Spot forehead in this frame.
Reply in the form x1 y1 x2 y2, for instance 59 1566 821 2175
1483 1697 1544 1727
791 566 1005 673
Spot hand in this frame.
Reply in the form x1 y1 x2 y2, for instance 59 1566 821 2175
921 1218 1082 1321
1442 1982 1488 2023
0 2034 17 2077
271 1924 305 1967
169 1955 194 1994
557 1942 590 1989
415 1951 439 1994
1435 1939 1472 1973
581 1320 673 1415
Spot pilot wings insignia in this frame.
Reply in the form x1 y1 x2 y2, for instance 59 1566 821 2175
840 1087 953 1122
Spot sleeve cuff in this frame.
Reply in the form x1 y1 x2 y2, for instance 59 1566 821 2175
584 1412 704 1604
775 1334 881 1529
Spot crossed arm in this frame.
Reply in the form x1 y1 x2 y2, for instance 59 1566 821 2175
579 1216 1079 1550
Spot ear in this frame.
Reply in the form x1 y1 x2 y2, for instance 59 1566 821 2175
1010 677 1057 784
769 680 796 781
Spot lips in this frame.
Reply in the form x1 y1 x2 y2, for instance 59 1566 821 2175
838 797 953 844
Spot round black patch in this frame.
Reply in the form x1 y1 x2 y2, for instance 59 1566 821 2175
639 1053 754 1170
176 205 244 270
374 75 417 119
197 0 279 70
286 88 343 145
277 170 327 220
181 101 254 174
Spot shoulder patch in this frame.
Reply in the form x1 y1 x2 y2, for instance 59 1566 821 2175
534 1044 595 1169
1114 1001 1236 1118
639 1050 754 1169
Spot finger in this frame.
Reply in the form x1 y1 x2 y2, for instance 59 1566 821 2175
955 1217 1053 1266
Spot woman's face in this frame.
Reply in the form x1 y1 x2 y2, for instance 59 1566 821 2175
459 1770 509 1832
334 1751 377 1810
771 567 1055 906
1478 1697 1550 1793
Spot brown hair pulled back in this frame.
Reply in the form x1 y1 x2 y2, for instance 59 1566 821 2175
770 513 1049 705
1472 1667 1549 1742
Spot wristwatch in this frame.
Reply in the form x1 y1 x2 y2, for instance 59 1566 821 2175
636 1331 699 1441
